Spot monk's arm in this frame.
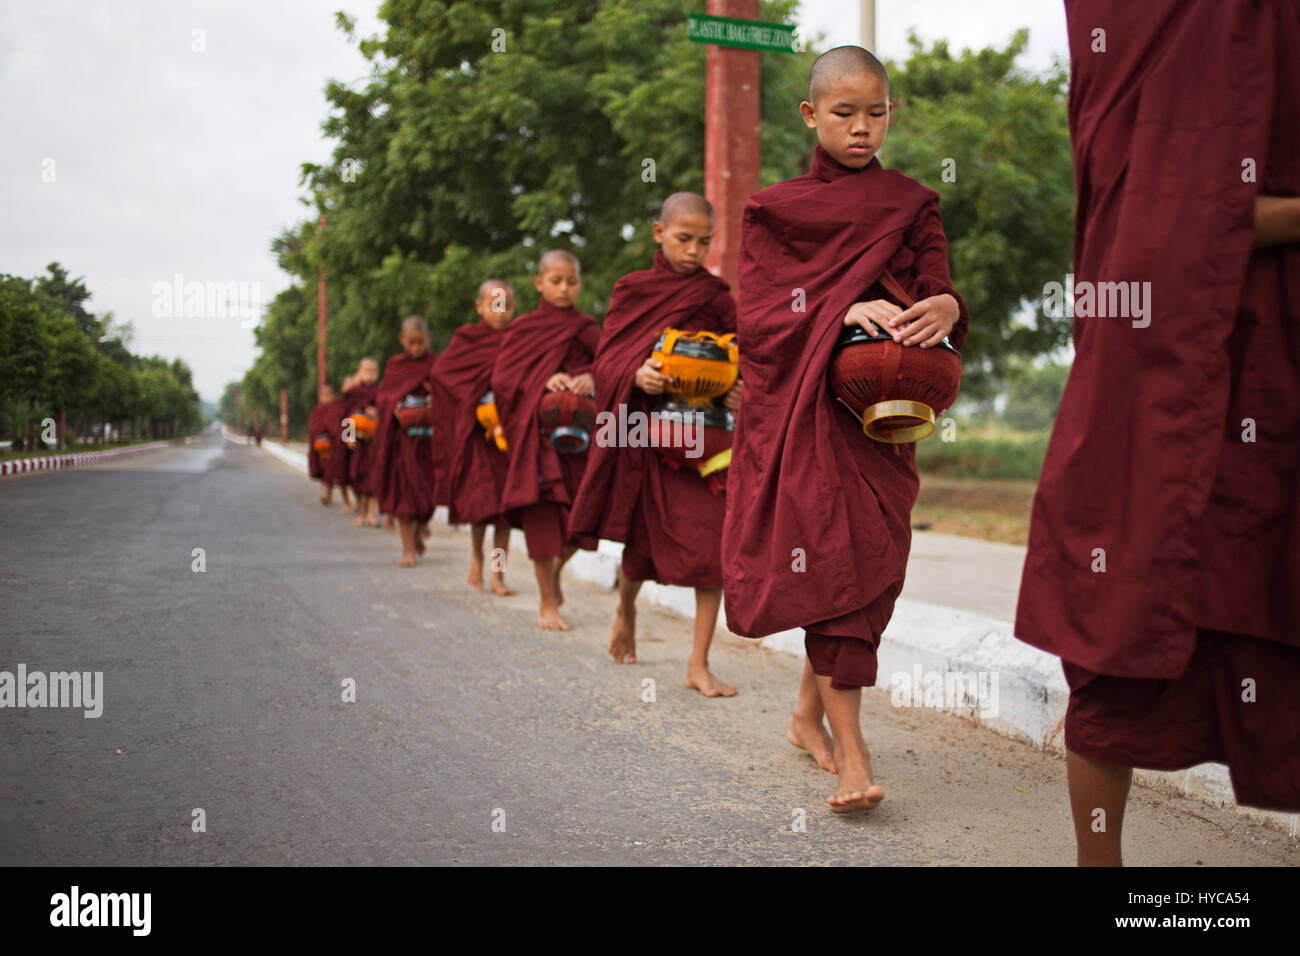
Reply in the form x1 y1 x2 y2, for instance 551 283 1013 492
1253 195 1300 248
907 200 970 349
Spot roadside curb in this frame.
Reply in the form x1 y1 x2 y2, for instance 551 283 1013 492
0 441 172 478
254 433 1296 835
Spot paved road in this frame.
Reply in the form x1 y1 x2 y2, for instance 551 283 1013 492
0 431 1293 865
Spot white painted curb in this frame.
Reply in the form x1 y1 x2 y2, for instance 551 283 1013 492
252 433 1295 834
0 441 172 478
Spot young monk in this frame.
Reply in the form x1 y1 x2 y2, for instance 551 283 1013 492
326 375 356 513
492 250 601 630
429 279 519 596
307 383 338 505
1016 0 1300 866
371 315 440 566
342 357 381 527
570 193 740 698
723 46 969 813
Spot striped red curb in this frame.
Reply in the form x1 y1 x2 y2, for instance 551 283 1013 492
0 442 172 478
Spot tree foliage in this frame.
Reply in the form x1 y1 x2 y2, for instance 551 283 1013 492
0 264 201 448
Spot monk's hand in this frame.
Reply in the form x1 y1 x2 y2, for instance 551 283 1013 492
567 372 595 396
545 372 572 391
722 378 742 411
1253 195 1300 248
889 293 959 348
844 300 901 337
634 358 672 395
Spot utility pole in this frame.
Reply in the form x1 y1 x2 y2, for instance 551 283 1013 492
317 215 328 392
860 0 875 51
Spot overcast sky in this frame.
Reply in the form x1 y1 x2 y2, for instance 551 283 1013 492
1 1 1067 401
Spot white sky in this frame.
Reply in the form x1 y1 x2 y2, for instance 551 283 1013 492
0 1 1067 401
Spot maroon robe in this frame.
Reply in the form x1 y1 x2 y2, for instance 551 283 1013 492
569 250 737 587
323 396 351 489
372 350 439 523
491 299 601 559
1015 0 1300 810
307 401 333 481
340 383 378 493
722 145 969 689
429 320 511 526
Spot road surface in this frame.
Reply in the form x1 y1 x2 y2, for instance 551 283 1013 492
0 431 1293 865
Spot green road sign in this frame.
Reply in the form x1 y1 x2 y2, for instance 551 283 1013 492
686 13 798 53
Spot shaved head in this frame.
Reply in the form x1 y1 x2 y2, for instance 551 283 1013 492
477 278 515 299
658 192 714 228
401 314 429 335
538 249 580 276
358 356 378 368
809 45 889 103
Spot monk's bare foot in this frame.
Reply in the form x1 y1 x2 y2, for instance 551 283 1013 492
489 575 517 596
467 559 484 590
609 605 636 663
827 745 884 813
538 602 570 631
787 712 836 772
684 664 737 698
341 502 353 514
352 513 366 528
397 552 417 568
363 518 381 527
319 494 331 506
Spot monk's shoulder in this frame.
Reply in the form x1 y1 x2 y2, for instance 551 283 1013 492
878 166 940 206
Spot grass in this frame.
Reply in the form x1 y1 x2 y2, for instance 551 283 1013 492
912 476 1037 546
914 422 1049 481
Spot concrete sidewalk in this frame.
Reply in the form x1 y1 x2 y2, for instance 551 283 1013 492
251 433 1296 837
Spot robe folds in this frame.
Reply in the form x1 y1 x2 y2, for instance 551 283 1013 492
323 396 351 489
372 350 439 523
307 401 333 481
429 320 511 526
569 249 737 588
722 145 969 690
491 299 601 559
339 383 378 494
1014 0 1300 809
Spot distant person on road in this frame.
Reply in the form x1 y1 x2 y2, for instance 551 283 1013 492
371 315 440 567
722 46 969 814
308 383 338 506
429 279 519 597
1015 0 1300 865
344 357 381 528
491 250 601 631
569 192 741 699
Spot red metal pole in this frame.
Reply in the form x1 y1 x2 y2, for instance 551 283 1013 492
280 388 289 443
317 215 327 392
703 0 761 293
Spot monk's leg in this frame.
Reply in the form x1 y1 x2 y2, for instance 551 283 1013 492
320 481 333 505
415 520 429 555
489 523 516 596
535 557 569 631
684 588 736 698
340 486 353 513
468 523 487 589
385 513 396 532
1067 749 1131 867
817 675 884 812
787 657 836 772
609 574 641 663
397 520 418 567
552 543 578 608
352 494 368 527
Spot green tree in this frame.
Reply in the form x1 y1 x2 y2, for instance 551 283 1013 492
884 30 1074 395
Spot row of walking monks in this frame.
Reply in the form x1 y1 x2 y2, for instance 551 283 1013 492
293 26 1299 859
